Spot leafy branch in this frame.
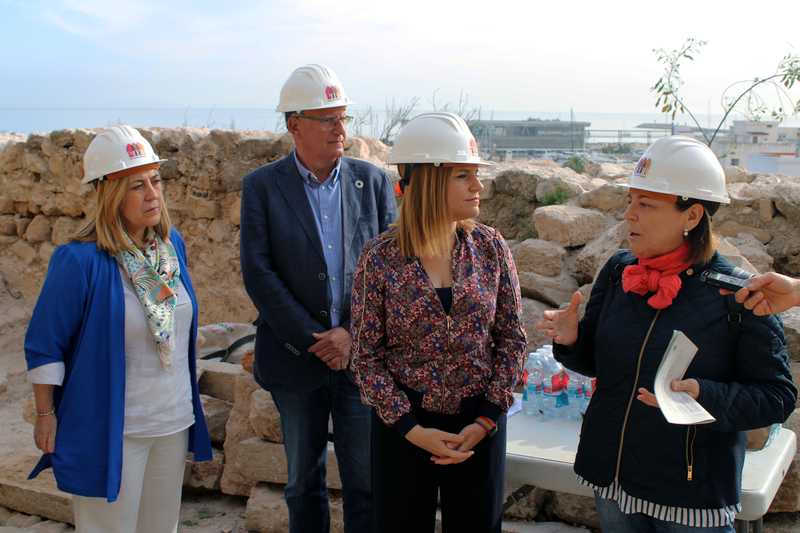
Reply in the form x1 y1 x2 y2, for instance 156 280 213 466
651 38 800 146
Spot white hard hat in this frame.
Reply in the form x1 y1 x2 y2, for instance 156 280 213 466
276 64 352 113
82 125 166 184
388 112 493 166
625 135 730 204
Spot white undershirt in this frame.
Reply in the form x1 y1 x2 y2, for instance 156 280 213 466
28 267 196 437
120 266 194 437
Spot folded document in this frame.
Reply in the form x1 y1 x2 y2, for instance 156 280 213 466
654 330 716 425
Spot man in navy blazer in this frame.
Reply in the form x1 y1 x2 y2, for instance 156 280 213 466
240 64 396 533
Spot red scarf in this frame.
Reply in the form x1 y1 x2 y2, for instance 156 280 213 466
622 242 692 310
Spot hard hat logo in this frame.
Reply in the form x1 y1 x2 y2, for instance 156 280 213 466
634 157 652 178
324 85 341 102
469 137 479 156
126 142 146 160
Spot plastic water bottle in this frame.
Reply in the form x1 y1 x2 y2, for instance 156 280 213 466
540 355 565 419
522 352 543 416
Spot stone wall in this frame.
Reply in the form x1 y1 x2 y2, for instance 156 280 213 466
0 128 388 327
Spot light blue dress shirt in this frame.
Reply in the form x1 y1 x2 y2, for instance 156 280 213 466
293 151 344 327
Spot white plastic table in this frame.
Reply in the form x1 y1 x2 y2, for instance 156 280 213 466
505 410 796 533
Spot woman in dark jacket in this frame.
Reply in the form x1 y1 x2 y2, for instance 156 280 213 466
537 135 796 532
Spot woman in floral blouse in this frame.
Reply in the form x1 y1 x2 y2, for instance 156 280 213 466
350 112 527 533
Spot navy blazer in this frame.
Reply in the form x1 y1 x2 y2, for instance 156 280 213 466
240 154 397 392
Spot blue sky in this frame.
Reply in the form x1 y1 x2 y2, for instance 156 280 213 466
1 0 799 115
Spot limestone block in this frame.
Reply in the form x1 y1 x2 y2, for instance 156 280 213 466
573 221 629 284
37 243 54 264
0 199 16 215
716 221 771 244
578 182 628 213
0 218 16 237
782 309 800 363
200 394 232 445
520 298 554 352
249 390 283 443
246 483 344 533
233 437 341 489
774 182 800 222
9 241 36 266
14 219 31 239
724 166 751 184
23 216 50 243
223 195 241 227
503 484 547 521
5 513 41 528
0 505 11 524
220 373 260 496
184 448 224 491
197 360 244 403
512 239 565 277
187 197 219 219
0 453 73 524
50 218 79 247
535 171 593 203
533 206 608 248
494 171 539 201
725 234 774 274
30 520 72 532
518 271 578 308
547 492 600 530
480 178 495 200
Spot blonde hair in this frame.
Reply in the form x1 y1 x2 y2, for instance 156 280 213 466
394 164 474 258
74 171 172 254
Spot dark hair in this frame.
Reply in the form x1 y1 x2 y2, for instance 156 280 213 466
675 197 720 265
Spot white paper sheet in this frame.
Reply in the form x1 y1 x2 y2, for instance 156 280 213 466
653 330 716 425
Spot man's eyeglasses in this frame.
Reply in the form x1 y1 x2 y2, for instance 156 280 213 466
294 114 353 129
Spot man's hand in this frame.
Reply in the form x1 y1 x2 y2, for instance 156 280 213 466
405 425 473 465
309 327 352 370
536 291 582 346
720 272 800 316
431 423 487 465
34 415 57 454
637 379 700 408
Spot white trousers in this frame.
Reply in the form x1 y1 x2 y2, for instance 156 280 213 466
73 429 189 533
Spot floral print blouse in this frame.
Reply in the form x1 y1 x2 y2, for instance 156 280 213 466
350 223 527 434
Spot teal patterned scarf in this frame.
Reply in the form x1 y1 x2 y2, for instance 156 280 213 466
116 231 181 368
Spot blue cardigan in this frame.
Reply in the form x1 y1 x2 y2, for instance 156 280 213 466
24 228 213 502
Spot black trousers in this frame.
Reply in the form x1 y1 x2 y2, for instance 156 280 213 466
370 393 507 533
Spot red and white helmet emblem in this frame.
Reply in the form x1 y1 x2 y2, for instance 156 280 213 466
126 143 146 159
634 157 652 177
324 85 341 101
469 137 479 156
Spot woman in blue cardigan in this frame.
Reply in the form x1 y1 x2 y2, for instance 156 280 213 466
24 125 212 533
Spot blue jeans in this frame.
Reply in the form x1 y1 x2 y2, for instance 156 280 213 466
595 494 735 533
270 370 371 533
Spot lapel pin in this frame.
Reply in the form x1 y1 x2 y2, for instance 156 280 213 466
355 179 364 189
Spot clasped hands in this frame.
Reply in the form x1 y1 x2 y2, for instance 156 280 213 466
406 422 488 465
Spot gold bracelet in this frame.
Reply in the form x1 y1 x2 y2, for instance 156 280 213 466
36 408 55 417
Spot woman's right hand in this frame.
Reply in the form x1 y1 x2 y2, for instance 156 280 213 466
536 290 583 346
34 415 57 454
405 425 473 464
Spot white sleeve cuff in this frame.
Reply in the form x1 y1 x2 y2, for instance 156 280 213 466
28 362 65 385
